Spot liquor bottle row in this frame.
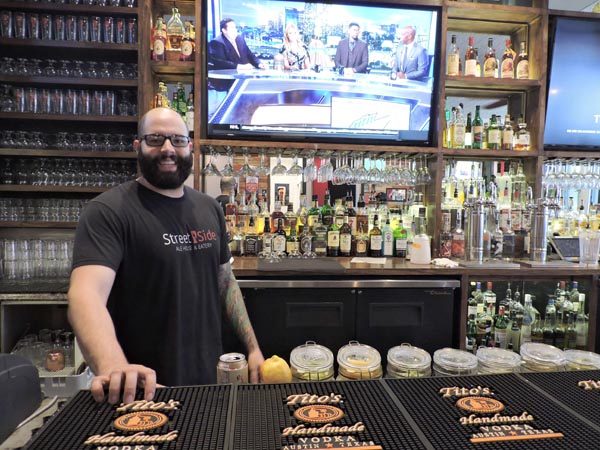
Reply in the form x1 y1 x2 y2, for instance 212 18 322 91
0 11 138 44
151 8 195 61
466 281 589 354
225 192 430 259
1 84 137 116
443 104 531 150
447 35 529 79
152 81 194 133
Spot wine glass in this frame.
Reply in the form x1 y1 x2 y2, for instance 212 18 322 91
271 149 288 176
287 153 303 176
201 146 222 177
220 147 235 177
237 149 257 177
317 152 333 182
255 149 270 176
303 151 317 182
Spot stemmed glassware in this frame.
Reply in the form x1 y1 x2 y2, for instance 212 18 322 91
202 146 222 177
317 152 333 183
237 149 257 177
303 151 317 182
287 154 303 176
220 146 235 177
255 149 270 176
271 149 288 176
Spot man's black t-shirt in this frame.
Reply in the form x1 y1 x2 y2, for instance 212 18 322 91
72 181 232 386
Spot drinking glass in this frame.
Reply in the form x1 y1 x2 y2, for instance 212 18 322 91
0 11 12 38
53 15 65 40
287 154 303 176
110 0 121 5
78 89 91 115
40 13 52 40
91 90 104 115
65 15 76 40
65 89 77 114
86 61 98 78
126 17 137 43
113 62 125 79
201 146 221 176
104 90 115 115
28 13 40 39
25 87 39 113
317 154 333 182
99 61 111 78
72 60 84 78
102 16 114 43
90 16 101 42
30 59 43 76
44 59 57 76
115 17 125 44
50 88 64 114
58 60 70 77
237 150 257 177
77 15 89 41
0 57 16 75
302 152 316 182
13 12 26 39
13 86 26 112
220 147 235 176
16 58 29 75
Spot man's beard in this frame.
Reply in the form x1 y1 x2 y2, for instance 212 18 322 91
137 150 193 190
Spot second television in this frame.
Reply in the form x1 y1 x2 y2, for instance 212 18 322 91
204 0 441 145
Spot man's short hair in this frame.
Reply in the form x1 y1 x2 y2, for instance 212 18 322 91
220 176 237 193
220 18 234 33
137 107 188 139
348 22 360 29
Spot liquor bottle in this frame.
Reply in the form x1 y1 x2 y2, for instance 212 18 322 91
565 312 577 350
393 218 408 259
272 218 287 256
472 105 484 149
500 39 516 79
152 17 167 61
466 315 477 353
494 305 509 349
575 301 588 350
307 195 320 232
260 217 273 256
439 211 452 258
339 216 353 257
542 296 557 345
513 115 530 151
464 112 473 149
321 191 334 227
499 282 512 310
515 41 529 80
506 310 521 352
244 216 259 256
447 34 461 76
342 195 355 235
369 215 383 257
313 214 328 257
333 198 346 228
483 38 497 78
185 90 194 136
285 204 298 235
570 281 581 316
464 36 477 76
452 107 466 149
474 48 481 77
502 114 514 150
270 201 286 232
521 294 534 344
451 211 465 259
443 109 453 148
327 219 340 257
180 22 194 61
356 196 369 236
230 223 245 257
225 191 237 234
355 223 369 257
487 114 501 150
286 225 300 256
176 83 187 117
166 7 185 51
473 281 485 317
554 308 566 349
468 289 479 320
382 218 394 257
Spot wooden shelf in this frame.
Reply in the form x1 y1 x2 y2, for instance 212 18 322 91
0 149 136 159
447 2 543 24
0 37 137 52
0 75 137 88
151 61 195 75
549 9 600 20
442 147 539 157
0 112 137 123
445 76 541 91
0 185 109 193
543 150 600 159
0 221 77 229
0 1 138 15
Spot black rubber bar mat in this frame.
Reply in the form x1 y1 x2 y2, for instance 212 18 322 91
385 373 600 450
232 380 428 450
24 385 232 450
521 370 600 427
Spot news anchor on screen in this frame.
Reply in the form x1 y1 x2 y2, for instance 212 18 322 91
208 18 266 71
391 25 429 81
334 22 369 75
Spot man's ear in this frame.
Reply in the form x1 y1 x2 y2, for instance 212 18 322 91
133 139 141 153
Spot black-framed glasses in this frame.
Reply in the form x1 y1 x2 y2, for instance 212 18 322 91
141 134 190 148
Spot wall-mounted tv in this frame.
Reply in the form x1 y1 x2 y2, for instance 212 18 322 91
204 0 441 145
544 17 600 149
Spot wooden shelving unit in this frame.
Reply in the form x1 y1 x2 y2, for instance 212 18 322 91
0 221 77 229
0 112 138 122
0 1 139 15
0 75 137 88
0 149 137 159
0 185 110 194
0 37 138 52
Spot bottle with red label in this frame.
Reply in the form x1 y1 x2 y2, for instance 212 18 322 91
152 17 167 61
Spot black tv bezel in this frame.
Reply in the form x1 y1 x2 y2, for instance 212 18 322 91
544 15 600 151
200 0 443 147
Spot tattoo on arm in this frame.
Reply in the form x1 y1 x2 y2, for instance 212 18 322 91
218 263 259 352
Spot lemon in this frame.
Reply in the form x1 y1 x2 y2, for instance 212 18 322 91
260 355 292 383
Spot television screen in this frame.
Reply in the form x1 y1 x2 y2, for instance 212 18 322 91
544 17 600 148
204 0 441 145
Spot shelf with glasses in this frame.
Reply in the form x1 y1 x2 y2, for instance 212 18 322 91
151 61 195 75
0 75 137 88
0 221 77 229
0 112 137 122
446 1 543 24
0 149 136 159
445 76 541 91
442 147 539 158
0 37 138 52
0 1 138 16
0 185 109 193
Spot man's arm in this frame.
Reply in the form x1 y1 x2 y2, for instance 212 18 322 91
355 42 369 73
406 47 430 81
68 265 156 404
218 262 264 382
334 42 343 69
208 39 237 70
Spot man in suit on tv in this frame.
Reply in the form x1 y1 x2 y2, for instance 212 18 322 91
208 18 266 71
391 25 430 82
334 22 369 75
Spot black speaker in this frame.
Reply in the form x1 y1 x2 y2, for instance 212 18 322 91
0 354 42 443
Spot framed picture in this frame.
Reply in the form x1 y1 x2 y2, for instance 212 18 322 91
386 188 407 202
274 183 289 205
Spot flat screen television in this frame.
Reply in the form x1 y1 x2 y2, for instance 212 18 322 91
203 0 442 145
544 17 600 149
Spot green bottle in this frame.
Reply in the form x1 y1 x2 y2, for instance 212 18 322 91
321 191 334 227
393 218 408 258
493 305 509 349
472 105 484 149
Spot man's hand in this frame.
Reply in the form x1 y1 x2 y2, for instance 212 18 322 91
90 364 157 404
236 63 254 71
396 71 407 79
247 349 265 383
258 62 266 70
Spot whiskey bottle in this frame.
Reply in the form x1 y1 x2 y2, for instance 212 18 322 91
339 216 353 257
260 217 273 257
152 17 167 61
513 115 531 151
542 297 557 345
502 114 514 150
382 218 394 257
472 105 484 149
321 191 334 228
439 211 452 258
451 211 465 259
355 223 369 257
244 216 259 256
307 195 320 232
346 195 357 236
483 38 497 78
464 36 477 76
327 219 340 257
286 225 300 257
166 7 185 51
464 112 473 149
299 225 313 256
500 39 515 79
487 114 501 150
313 214 328 257
270 201 286 232
515 41 529 80
272 218 287 256
180 22 194 61
447 34 461 76
369 214 383 257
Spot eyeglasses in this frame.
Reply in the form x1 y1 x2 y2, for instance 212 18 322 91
141 134 190 148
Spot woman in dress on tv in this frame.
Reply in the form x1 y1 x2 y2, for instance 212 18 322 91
280 23 311 71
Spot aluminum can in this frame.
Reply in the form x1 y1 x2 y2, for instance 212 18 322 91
217 352 248 384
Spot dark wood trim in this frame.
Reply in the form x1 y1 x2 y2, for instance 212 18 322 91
0 75 137 87
0 1 139 15
0 221 77 229
0 185 109 193
0 112 137 122
543 150 600 159
446 2 543 23
0 37 137 52
589 274 598 352
442 148 540 157
445 76 541 91
459 274 469 350
549 9 600 20
0 149 136 159
151 61 195 75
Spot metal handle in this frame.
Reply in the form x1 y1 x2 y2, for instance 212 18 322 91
236 279 460 289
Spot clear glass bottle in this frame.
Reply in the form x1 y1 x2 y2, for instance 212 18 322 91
514 114 531 151
369 214 383 257
543 296 557 346
447 34 460 76
464 36 477 76
502 114 514 150
166 7 185 51
451 211 465 259
483 37 497 78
